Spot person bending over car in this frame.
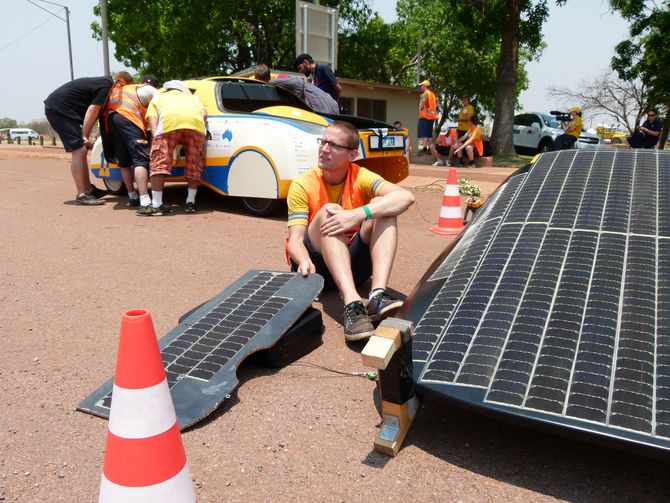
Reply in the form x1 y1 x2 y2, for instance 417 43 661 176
555 106 583 150
138 80 207 216
286 121 415 341
102 75 158 207
44 71 133 205
628 109 663 149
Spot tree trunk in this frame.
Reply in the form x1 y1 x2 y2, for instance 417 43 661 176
490 0 522 155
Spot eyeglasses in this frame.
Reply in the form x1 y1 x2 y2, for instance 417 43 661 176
648 113 656 117
317 138 356 151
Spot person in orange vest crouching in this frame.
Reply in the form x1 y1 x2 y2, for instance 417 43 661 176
286 121 415 341
103 74 159 207
450 116 484 167
417 79 439 154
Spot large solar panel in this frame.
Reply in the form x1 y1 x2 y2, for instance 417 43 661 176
78 270 323 429
402 149 670 458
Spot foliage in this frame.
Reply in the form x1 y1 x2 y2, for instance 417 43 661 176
458 178 481 196
26 119 55 137
93 0 371 79
609 0 670 146
0 117 19 129
547 71 647 132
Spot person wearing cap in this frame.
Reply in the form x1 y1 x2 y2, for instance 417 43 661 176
138 80 207 216
417 80 439 153
293 53 341 101
44 71 133 205
456 95 474 139
555 106 583 150
102 77 158 207
286 120 415 341
141 74 159 88
268 74 340 115
628 108 663 149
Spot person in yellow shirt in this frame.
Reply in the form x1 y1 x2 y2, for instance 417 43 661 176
456 95 474 139
451 116 484 167
139 80 208 216
286 121 415 341
417 80 439 153
555 107 583 150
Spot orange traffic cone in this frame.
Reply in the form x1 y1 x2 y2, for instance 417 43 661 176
99 309 196 502
429 168 464 236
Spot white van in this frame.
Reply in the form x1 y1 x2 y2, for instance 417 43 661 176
9 128 39 140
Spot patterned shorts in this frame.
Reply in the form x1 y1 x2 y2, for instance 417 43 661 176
150 129 206 180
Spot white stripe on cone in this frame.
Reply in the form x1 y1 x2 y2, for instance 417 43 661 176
439 206 462 219
108 380 177 439
99 463 196 503
445 185 459 196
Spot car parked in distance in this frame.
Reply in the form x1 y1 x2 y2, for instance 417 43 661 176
8 128 39 140
513 112 601 154
90 77 409 216
596 125 628 145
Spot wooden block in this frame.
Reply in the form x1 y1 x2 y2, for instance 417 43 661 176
373 397 419 457
361 335 396 370
475 156 493 167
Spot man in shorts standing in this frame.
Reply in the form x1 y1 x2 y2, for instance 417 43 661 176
286 121 415 341
138 80 207 216
417 80 438 153
103 75 158 206
44 71 133 205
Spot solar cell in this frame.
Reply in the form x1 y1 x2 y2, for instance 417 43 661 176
403 149 670 458
79 270 323 428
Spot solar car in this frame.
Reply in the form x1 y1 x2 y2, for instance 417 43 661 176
89 77 409 216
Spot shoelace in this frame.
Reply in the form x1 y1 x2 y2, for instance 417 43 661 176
345 301 366 321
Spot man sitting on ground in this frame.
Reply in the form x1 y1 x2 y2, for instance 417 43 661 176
451 116 483 167
555 107 583 150
286 121 415 341
628 109 663 149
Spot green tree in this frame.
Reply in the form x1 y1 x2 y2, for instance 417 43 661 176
609 0 670 147
0 117 18 129
94 0 371 79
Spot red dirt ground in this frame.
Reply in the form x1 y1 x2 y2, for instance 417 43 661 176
0 145 667 502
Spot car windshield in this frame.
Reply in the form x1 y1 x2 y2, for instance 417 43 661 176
542 114 561 128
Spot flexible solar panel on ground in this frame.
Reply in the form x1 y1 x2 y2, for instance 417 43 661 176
78 270 323 429
402 149 670 458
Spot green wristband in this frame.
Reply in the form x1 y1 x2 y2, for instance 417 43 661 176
362 205 372 220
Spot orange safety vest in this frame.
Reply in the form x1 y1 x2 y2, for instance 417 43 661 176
302 162 368 230
468 125 484 157
107 84 149 132
419 90 439 120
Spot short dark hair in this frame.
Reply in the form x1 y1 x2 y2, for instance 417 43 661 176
328 120 359 149
648 108 659 115
254 64 271 82
293 53 313 69
114 71 134 85
470 115 479 125
393 121 402 128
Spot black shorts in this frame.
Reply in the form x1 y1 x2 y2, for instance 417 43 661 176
290 232 372 291
457 129 468 139
435 145 450 156
45 108 84 152
108 112 150 168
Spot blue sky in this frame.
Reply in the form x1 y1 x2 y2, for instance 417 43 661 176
1 0 628 127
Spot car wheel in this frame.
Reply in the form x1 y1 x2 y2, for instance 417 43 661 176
612 138 621 145
103 178 126 195
241 197 284 217
538 140 554 153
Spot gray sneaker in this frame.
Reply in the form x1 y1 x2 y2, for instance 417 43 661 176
75 193 105 205
366 290 404 325
343 300 375 341
137 204 172 216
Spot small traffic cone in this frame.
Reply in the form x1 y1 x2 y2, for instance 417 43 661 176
99 309 196 502
429 168 464 236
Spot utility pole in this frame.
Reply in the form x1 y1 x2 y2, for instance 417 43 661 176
416 31 422 86
100 0 111 76
30 0 74 80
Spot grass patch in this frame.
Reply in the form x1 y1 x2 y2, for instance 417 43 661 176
492 153 533 167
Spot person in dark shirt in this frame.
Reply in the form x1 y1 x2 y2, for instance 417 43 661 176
44 71 133 205
293 53 341 102
628 109 663 149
